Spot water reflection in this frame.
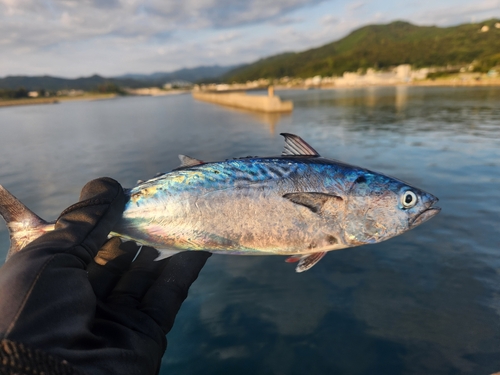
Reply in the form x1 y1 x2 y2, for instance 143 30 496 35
395 85 408 112
194 102 292 134
1 87 500 374
365 86 377 108
278 86 500 141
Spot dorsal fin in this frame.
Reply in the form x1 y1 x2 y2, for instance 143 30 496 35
178 154 204 168
280 133 320 157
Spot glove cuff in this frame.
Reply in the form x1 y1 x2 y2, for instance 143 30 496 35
0 339 86 375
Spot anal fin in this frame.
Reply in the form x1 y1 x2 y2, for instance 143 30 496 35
295 252 326 273
285 255 301 263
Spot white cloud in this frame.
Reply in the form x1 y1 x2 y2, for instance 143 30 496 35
213 31 242 44
412 0 500 25
347 1 366 11
321 14 339 26
0 0 327 44
0 0 499 77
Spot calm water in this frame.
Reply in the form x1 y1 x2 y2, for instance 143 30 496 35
0 86 499 374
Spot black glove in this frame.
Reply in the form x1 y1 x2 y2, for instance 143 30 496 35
0 178 211 375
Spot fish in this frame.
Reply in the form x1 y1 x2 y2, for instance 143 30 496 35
0 133 440 272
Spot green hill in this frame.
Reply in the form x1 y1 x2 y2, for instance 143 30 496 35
224 19 500 82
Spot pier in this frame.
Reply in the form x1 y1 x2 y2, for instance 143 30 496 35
192 86 293 113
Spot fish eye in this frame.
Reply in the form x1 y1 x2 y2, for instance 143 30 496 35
401 191 417 209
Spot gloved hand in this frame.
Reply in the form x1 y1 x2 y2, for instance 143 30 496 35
0 178 211 375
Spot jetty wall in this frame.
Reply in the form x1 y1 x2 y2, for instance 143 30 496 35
192 91 293 113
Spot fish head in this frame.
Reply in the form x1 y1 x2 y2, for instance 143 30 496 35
342 171 440 246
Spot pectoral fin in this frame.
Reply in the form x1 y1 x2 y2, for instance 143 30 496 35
283 192 342 213
288 252 326 272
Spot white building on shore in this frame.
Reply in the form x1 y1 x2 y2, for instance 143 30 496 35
331 64 415 86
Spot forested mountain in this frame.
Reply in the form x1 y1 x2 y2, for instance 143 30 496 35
114 65 240 83
3 19 500 90
224 19 500 82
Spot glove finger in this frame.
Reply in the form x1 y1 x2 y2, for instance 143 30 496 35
26 178 125 266
87 238 140 301
106 246 166 308
140 251 211 334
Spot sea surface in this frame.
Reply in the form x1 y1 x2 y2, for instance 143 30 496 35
0 86 499 374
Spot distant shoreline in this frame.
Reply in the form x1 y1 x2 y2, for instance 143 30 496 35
2 79 500 109
0 91 194 108
330 78 500 89
274 77 500 91
410 78 500 87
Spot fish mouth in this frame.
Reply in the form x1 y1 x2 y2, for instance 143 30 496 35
410 203 441 228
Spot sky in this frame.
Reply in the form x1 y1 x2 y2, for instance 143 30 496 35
1 0 499 78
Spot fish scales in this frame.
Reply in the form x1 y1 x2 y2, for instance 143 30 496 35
119 158 341 255
0 133 440 272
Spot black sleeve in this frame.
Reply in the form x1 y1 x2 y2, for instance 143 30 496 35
0 339 86 375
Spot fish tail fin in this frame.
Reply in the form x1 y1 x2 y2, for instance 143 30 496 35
0 185 52 259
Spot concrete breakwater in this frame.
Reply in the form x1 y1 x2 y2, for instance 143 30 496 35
192 88 293 113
